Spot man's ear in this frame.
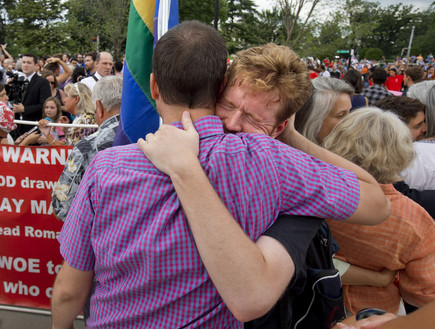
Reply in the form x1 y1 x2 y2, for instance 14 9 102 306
96 100 104 120
271 119 289 139
218 74 228 98
150 73 159 100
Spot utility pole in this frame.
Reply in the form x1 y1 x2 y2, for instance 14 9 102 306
406 26 415 60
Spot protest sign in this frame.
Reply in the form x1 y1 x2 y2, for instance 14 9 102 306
0 145 72 310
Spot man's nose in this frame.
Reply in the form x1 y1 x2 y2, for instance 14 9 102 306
422 122 427 134
224 111 243 133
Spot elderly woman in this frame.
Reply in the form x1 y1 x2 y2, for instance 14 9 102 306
295 77 354 143
39 82 96 146
324 107 435 315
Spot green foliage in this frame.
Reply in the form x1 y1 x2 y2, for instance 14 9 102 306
7 0 68 55
413 3 435 57
220 0 260 54
256 7 286 45
0 0 432 62
179 0 227 25
364 47 383 60
410 46 422 57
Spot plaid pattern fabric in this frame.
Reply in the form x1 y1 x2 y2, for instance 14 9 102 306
52 115 120 221
328 184 435 314
59 116 359 328
362 84 393 105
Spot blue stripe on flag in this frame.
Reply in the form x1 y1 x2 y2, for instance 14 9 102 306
114 0 178 146
114 64 160 144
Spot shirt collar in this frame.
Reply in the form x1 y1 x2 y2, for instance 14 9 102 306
26 72 36 81
379 183 398 195
170 115 224 140
99 114 120 130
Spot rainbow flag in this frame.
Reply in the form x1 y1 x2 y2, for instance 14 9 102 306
113 0 178 145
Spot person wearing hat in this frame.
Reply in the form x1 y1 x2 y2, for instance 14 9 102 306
0 83 17 144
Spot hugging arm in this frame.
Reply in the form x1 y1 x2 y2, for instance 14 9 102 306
278 116 391 225
139 112 296 321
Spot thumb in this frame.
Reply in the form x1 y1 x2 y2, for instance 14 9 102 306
181 111 195 133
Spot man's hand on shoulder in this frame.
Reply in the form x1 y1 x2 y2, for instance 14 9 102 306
138 111 200 178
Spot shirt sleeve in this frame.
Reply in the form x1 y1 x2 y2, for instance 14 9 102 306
52 146 86 221
275 144 360 221
262 215 323 293
58 157 99 271
399 224 435 307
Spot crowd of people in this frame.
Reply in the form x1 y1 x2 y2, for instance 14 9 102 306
0 20 434 329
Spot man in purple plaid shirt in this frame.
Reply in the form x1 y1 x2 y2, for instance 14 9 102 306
51 21 390 329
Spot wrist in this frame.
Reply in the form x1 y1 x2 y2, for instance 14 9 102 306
169 159 203 182
47 134 55 144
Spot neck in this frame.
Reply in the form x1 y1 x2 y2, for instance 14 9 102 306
158 103 214 124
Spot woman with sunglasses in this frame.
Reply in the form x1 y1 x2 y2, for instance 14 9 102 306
42 69 66 105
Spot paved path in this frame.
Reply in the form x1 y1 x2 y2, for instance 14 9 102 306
0 309 85 328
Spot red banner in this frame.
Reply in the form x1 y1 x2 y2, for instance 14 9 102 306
0 144 72 310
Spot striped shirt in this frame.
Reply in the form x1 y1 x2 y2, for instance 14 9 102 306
59 115 359 328
328 184 435 314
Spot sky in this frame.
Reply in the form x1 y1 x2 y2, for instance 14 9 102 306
254 0 432 14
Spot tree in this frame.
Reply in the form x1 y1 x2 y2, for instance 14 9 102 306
256 7 286 45
314 19 347 59
342 0 380 55
179 0 227 25
364 47 383 60
220 0 260 54
64 0 129 59
413 2 435 56
370 3 420 59
7 0 68 55
278 0 321 47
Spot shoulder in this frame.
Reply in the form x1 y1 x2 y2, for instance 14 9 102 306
387 188 434 230
90 143 150 171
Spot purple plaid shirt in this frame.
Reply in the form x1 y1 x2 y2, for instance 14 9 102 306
59 116 359 328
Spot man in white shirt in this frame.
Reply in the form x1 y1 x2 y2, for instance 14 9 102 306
81 52 114 91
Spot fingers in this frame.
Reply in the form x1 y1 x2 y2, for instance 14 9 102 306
38 119 50 127
336 324 353 329
181 111 194 132
137 138 146 152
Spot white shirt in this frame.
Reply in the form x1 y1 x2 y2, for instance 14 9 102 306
80 72 103 92
25 71 36 82
400 141 435 190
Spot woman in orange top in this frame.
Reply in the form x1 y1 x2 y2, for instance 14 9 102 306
323 107 435 314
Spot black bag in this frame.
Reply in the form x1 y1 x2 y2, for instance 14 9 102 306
245 222 345 329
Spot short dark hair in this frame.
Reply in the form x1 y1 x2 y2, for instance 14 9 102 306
152 20 228 109
72 67 87 83
405 66 424 83
374 96 425 124
85 52 97 61
343 69 364 93
22 53 37 64
371 68 388 84
44 62 59 73
41 69 58 88
114 61 123 72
